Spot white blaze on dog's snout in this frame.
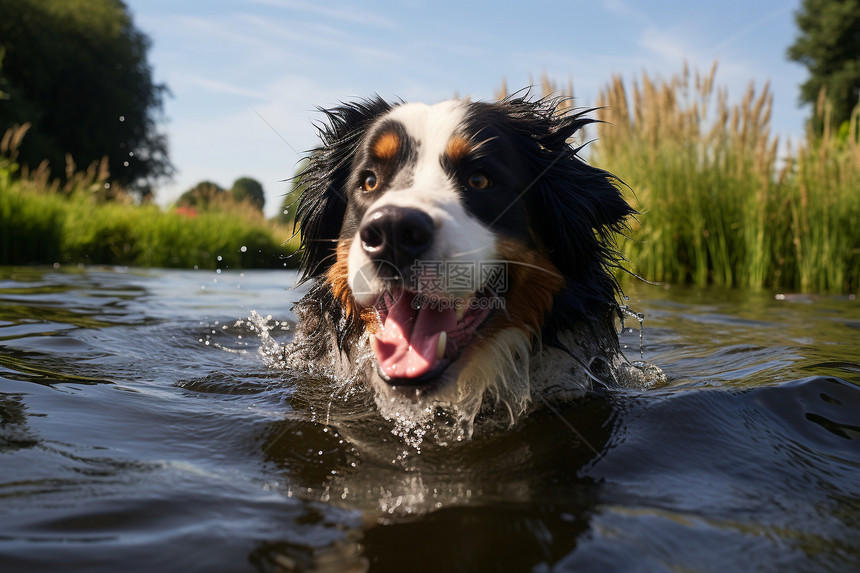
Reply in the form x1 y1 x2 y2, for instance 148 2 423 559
348 100 498 302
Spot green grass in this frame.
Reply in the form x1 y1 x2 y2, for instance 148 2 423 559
0 138 299 269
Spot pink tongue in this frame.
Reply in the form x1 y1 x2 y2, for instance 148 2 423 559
371 294 458 380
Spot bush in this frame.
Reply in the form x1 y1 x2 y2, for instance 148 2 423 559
230 176 265 212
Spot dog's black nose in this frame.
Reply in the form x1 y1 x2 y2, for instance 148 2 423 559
359 206 434 266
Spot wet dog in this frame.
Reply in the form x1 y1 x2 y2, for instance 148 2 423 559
287 95 638 431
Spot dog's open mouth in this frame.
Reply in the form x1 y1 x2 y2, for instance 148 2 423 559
368 288 496 386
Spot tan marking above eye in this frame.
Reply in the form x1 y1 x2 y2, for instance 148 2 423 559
445 136 472 162
467 172 491 190
361 171 379 192
373 132 400 160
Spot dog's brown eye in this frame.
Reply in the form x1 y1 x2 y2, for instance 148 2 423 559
361 171 379 192
467 172 491 190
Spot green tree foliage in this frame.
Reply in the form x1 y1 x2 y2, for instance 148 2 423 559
787 0 860 132
0 0 173 199
176 181 225 209
230 176 265 211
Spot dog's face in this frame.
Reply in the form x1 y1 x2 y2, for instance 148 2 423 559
297 96 632 415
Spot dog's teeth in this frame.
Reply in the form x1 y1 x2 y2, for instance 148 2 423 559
436 331 447 360
455 304 466 321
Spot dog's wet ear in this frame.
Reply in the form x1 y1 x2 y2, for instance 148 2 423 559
296 97 393 282
512 98 635 321
528 108 633 278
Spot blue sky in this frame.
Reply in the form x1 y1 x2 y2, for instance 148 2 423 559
125 0 808 218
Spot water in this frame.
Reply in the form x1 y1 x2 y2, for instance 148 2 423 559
1 266 858 572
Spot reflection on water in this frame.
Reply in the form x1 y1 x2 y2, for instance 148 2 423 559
0 266 859 572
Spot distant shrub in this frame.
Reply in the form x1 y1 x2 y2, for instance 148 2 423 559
175 181 226 209
230 176 265 212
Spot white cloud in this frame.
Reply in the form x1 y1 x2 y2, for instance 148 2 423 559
638 28 691 68
247 0 398 29
187 77 269 100
603 0 654 24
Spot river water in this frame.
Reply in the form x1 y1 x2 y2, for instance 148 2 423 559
0 266 858 572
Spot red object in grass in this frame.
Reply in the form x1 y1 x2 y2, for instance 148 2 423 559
175 206 198 218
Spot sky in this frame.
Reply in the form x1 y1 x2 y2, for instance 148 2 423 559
124 0 809 218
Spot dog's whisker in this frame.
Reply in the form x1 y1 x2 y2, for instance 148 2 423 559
534 394 601 456
500 259 564 279
314 251 339 267
447 246 493 259
482 287 513 322
440 252 563 280
469 134 500 157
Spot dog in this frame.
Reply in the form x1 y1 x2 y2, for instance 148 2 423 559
286 94 640 434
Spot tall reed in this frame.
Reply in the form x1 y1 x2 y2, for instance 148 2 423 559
588 63 858 293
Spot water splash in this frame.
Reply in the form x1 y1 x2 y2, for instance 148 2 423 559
389 409 433 458
619 304 646 361
616 303 666 387
238 311 291 369
377 474 429 515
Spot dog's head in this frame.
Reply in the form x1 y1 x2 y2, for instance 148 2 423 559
295 95 632 417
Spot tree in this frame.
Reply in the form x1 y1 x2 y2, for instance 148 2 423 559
230 177 265 212
787 0 860 132
176 181 225 209
0 0 173 199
